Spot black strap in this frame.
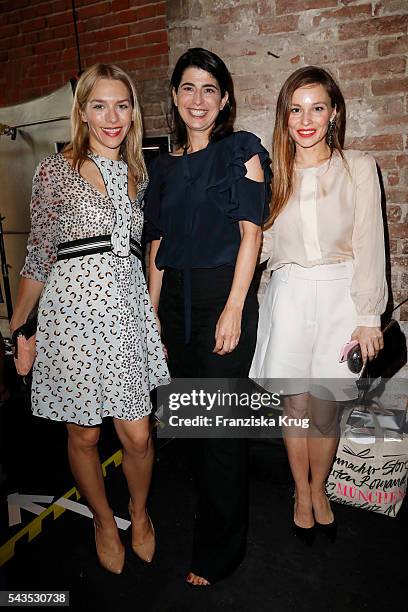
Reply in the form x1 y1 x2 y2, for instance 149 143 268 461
390 296 408 315
381 296 408 334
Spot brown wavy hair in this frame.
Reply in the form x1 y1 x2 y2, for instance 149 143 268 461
267 66 346 226
64 63 147 187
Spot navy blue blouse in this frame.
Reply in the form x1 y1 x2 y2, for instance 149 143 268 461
144 130 272 341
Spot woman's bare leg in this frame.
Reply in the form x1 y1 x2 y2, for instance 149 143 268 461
282 393 314 528
66 424 123 555
113 416 154 546
307 397 340 524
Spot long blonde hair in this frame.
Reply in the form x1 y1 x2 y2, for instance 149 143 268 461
267 66 346 227
64 63 147 187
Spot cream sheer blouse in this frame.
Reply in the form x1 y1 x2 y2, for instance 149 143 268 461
261 150 388 327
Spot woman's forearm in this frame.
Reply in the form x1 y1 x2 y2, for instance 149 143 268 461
10 277 44 333
148 239 164 313
213 222 261 354
226 222 262 311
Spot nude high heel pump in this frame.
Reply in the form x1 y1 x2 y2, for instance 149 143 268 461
128 501 155 563
93 521 125 574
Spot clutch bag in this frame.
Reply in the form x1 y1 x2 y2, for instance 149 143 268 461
347 296 408 378
363 319 407 380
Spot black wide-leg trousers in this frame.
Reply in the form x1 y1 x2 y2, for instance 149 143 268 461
159 266 258 583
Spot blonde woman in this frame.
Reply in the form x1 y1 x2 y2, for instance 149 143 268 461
11 64 169 573
250 66 387 542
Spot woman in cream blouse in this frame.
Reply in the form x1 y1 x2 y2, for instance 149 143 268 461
250 66 387 542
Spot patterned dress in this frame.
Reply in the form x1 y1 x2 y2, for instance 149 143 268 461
21 153 170 426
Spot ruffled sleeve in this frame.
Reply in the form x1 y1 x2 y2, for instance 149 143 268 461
20 157 59 284
143 156 163 242
207 131 271 225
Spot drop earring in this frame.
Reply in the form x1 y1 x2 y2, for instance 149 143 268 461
327 118 336 147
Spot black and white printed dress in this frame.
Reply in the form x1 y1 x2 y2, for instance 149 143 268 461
21 153 170 426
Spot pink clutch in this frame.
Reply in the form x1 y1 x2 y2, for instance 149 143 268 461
339 340 359 363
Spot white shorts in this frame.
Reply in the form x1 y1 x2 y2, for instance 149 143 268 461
250 262 359 401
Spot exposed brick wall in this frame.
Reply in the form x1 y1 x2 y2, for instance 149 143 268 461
0 0 407 338
0 0 169 135
167 0 408 335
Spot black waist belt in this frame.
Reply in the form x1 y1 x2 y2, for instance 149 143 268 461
57 234 143 261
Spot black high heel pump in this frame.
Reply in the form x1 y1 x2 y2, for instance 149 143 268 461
315 519 337 543
292 520 315 545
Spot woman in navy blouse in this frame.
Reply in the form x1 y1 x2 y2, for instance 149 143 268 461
144 48 271 586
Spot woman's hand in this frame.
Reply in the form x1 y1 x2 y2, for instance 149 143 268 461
351 326 384 362
213 305 242 355
13 335 37 376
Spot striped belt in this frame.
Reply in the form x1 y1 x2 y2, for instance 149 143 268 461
57 234 143 261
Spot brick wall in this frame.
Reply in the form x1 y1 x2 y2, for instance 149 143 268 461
0 0 169 135
0 0 407 336
168 0 408 334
